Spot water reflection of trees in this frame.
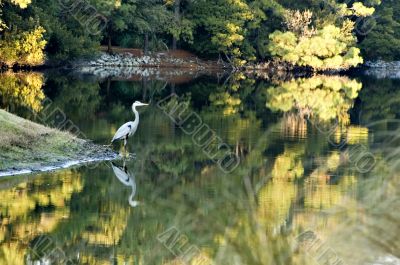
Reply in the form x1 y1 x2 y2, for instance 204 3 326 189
0 122 372 264
0 72 45 113
265 76 362 125
0 170 82 265
2 73 395 265
358 76 400 123
43 75 102 122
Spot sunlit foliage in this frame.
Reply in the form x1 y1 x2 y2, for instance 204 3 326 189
266 2 379 70
0 0 48 66
0 27 47 67
268 10 364 70
0 0 393 66
9 0 31 8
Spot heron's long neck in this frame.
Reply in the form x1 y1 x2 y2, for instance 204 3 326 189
129 186 138 207
132 105 139 125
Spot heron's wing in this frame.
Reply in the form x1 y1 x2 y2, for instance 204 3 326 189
111 163 132 186
112 122 133 142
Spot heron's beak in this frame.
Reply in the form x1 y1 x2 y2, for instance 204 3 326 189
141 103 149 106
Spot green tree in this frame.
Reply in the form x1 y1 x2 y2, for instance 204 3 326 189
164 0 194 50
190 0 254 66
360 2 400 60
89 0 137 53
130 0 169 54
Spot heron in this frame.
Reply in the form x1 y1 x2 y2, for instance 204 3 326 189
111 101 149 154
111 161 140 207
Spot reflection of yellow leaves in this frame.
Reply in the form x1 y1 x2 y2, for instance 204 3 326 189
256 145 304 230
209 92 241 116
266 76 362 123
82 208 129 246
0 72 45 112
326 151 340 171
272 145 305 181
343 126 369 145
0 170 82 225
0 243 25 265
258 179 297 231
0 170 82 265
304 175 357 210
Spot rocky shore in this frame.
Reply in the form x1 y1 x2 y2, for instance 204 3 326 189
74 52 225 69
72 51 228 80
363 60 400 79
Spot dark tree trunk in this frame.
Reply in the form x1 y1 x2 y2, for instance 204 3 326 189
142 76 148 100
144 33 149 55
172 37 177 50
172 0 181 50
106 77 111 95
107 35 113 54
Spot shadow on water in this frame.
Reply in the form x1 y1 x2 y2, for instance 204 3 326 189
0 69 398 264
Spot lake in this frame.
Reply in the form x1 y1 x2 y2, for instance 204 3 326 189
0 69 399 265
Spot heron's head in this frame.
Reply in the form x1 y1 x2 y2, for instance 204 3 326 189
133 101 149 107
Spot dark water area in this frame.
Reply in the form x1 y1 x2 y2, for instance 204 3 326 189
0 69 399 265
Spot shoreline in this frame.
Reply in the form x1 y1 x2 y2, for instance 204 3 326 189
0 155 118 178
0 109 118 178
4 48 388 75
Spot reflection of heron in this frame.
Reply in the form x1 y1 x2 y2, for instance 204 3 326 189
111 101 148 154
111 161 140 207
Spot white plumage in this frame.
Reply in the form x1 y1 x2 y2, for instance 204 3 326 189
111 161 139 207
111 121 136 142
111 101 148 153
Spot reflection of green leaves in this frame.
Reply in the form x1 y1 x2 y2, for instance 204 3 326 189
44 76 101 121
265 76 362 124
147 143 193 176
208 73 254 116
358 77 400 122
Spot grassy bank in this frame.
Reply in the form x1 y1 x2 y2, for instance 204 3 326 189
0 109 115 175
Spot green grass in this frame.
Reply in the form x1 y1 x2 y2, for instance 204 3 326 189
0 109 113 172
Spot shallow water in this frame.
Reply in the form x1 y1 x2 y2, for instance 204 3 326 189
0 70 399 265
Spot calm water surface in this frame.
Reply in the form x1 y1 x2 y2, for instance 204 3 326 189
0 70 399 265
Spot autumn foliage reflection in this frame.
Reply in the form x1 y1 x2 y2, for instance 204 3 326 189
0 72 45 113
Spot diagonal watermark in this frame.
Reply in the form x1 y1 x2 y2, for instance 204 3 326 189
157 93 240 174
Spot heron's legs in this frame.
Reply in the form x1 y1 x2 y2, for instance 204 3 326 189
124 137 128 156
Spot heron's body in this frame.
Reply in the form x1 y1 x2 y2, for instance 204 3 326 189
111 101 148 153
111 121 137 143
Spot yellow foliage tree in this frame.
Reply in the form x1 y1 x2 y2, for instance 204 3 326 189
268 22 363 70
268 5 375 71
0 27 47 67
0 1 46 67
